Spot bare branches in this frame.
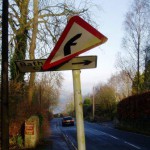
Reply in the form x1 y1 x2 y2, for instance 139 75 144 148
7 0 97 107
122 0 150 93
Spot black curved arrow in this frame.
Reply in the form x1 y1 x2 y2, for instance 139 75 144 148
64 33 82 56
72 60 92 66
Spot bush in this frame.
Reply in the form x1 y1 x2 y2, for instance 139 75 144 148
37 113 44 128
117 91 150 134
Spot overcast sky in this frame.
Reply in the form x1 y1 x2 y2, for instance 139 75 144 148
55 0 132 112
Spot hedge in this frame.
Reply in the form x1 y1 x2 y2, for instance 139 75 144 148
117 91 150 133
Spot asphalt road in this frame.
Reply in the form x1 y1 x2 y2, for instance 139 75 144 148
55 118 150 150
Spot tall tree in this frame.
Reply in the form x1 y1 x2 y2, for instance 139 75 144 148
144 46 150 90
108 71 132 100
94 83 117 119
8 0 91 105
122 0 150 94
28 0 38 104
9 0 30 82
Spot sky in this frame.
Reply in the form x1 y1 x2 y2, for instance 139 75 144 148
56 0 132 112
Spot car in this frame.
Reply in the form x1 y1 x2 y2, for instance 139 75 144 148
62 116 74 126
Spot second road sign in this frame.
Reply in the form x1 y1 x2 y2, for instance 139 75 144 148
16 56 97 72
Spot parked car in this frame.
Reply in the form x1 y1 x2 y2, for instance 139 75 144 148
62 116 74 126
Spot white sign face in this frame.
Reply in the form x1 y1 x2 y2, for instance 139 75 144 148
42 16 107 70
51 23 101 63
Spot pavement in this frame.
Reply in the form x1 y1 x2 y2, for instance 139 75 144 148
29 119 71 150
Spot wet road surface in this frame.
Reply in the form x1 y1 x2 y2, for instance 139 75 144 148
57 118 150 150
19 118 150 150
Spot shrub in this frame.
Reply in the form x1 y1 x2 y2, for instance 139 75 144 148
117 91 150 134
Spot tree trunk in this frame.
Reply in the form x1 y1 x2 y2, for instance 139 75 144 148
10 0 29 82
28 0 38 105
137 34 140 94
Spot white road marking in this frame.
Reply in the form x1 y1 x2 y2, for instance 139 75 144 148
98 130 119 140
94 129 141 150
124 141 141 149
108 135 119 140
57 120 77 150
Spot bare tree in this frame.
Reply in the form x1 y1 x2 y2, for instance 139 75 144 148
115 52 136 83
108 71 132 100
34 72 63 112
122 0 150 93
8 0 94 105
9 0 29 82
93 83 117 120
28 0 39 104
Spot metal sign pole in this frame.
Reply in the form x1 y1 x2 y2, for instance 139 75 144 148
72 70 86 150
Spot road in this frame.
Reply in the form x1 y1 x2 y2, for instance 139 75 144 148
53 118 150 150
30 118 70 150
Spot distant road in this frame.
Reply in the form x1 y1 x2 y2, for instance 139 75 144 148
55 118 150 150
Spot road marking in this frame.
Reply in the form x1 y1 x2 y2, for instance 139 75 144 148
124 141 141 149
107 134 119 140
57 120 77 150
93 129 142 150
62 133 77 150
59 120 143 150
99 130 119 140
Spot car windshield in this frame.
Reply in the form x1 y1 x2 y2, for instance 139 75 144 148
63 117 72 120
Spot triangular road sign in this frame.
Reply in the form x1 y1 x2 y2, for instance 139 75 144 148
42 16 107 70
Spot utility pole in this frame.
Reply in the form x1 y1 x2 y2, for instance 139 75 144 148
92 87 95 121
39 85 42 111
1 0 9 150
72 70 86 150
